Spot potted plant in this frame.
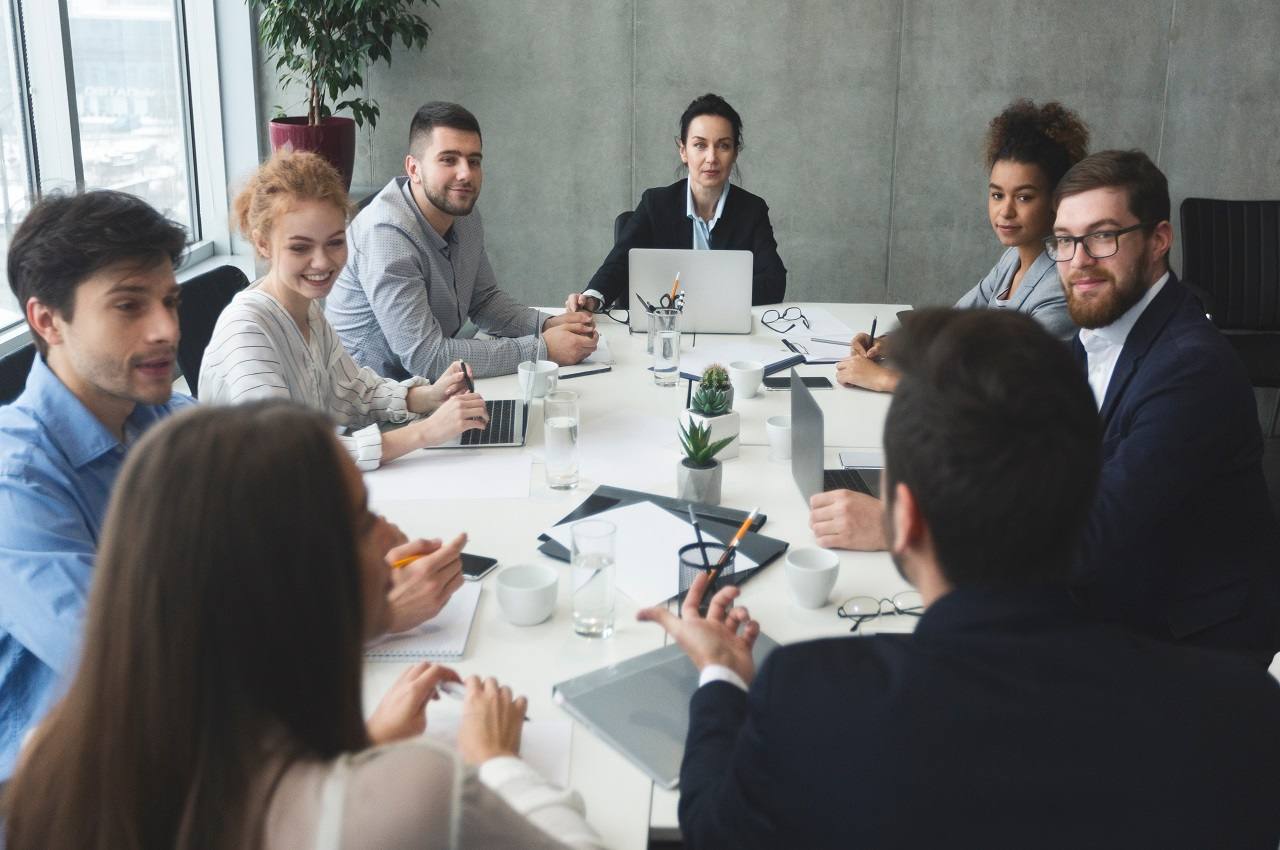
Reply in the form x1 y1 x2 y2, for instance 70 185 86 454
680 374 740 460
700 363 734 409
251 0 437 188
677 420 734 505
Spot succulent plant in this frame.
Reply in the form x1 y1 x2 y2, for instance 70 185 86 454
690 384 731 417
678 419 735 468
700 364 730 389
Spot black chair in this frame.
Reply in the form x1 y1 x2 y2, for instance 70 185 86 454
1180 198 1280 435
613 210 632 244
177 264 250 398
0 341 36 405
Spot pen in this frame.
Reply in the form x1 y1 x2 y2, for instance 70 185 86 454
460 359 475 393
706 507 759 585
868 316 878 350
668 271 681 303
687 505 711 569
811 337 852 347
558 366 612 380
438 680 530 722
635 292 655 313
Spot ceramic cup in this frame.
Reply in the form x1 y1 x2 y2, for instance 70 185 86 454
766 415 792 461
728 360 765 399
495 564 559 626
517 359 559 398
785 547 840 609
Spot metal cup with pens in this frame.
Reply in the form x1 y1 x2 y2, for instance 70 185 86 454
638 272 686 354
677 541 737 617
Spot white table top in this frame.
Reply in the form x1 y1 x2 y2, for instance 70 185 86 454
363 302 913 849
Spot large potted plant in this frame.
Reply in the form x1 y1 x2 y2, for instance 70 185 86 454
251 0 437 188
677 420 734 506
680 367 740 459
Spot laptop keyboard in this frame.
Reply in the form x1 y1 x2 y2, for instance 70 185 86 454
460 399 518 446
824 467 872 496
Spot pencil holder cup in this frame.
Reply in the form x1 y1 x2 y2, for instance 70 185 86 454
677 542 737 616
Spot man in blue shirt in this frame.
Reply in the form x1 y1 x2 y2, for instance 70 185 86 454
0 190 190 779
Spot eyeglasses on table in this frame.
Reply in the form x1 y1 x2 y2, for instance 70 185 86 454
836 591 923 633
761 306 809 333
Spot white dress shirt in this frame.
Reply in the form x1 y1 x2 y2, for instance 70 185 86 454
1078 272 1168 407
698 663 748 692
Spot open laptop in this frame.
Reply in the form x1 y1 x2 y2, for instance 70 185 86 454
629 248 753 334
789 368 880 500
423 398 529 448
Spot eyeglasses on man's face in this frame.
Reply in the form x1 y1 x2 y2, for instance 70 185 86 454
836 591 923 633
1043 222 1151 262
761 307 809 333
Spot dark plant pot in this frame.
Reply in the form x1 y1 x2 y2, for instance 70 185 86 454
677 459 723 505
268 116 357 190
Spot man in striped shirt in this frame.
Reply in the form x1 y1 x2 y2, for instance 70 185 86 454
327 102 597 380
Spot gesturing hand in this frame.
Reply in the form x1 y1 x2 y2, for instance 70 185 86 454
366 662 462 745
384 533 467 633
636 572 760 686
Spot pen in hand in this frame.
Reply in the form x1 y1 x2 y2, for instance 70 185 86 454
460 360 475 393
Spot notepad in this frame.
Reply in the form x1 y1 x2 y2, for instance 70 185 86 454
365 581 482 660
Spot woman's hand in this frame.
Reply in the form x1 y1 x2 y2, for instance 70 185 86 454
413 393 489 447
366 662 462 745
836 355 900 393
385 533 467 633
409 361 471 414
849 332 885 360
457 676 527 765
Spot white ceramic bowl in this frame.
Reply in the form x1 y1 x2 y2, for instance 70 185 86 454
495 564 559 626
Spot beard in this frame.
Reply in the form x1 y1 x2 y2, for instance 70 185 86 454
1063 255 1149 330
422 182 478 217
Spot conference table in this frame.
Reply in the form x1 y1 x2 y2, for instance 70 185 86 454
362 301 912 849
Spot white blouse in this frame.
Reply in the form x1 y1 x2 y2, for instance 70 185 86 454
199 284 428 470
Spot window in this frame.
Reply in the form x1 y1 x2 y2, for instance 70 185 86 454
0 2 33 328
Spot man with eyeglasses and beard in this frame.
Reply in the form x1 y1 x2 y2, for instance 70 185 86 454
1050 149 1280 666
640 309 1280 849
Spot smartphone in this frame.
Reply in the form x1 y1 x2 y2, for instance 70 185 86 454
763 376 833 390
461 552 499 581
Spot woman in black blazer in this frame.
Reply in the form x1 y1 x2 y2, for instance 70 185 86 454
567 94 787 313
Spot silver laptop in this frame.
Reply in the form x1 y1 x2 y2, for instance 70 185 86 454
789 369 880 500
422 399 528 448
629 248 753 334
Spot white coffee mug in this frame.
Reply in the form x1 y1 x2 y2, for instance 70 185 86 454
518 359 559 398
766 415 792 461
785 547 840 609
495 564 559 626
728 360 765 399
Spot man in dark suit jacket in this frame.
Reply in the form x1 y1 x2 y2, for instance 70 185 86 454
1051 150 1280 663
568 179 787 311
640 309 1280 849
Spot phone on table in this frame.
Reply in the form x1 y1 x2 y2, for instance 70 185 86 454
461 552 499 581
763 376 832 390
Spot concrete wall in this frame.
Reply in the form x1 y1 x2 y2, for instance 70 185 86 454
258 0 1280 310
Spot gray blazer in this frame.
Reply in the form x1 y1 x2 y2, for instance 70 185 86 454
325 177 546 380
953 248 1076 340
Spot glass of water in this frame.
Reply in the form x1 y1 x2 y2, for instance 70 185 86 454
652 308 681 386
571 519 616 638
543 389 579 490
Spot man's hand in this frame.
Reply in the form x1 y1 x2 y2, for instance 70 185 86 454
809 489 887 550
636 572 760 685
458 676 528 766
366 662 462 745
835 355 899 393
564 292 602 315
384 533 467 633
543 320 598 365
544 310 597 333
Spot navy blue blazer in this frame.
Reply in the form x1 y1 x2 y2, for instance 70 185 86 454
679 587 1280 850
585 179 787 308
1070 274 1280 658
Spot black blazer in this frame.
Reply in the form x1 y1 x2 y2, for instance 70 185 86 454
585 180 787 308
1070 274 1280 659
679 587 1280 850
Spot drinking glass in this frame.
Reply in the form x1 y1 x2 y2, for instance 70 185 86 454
543 389 579 490
652 308 681 386
571 519 616 638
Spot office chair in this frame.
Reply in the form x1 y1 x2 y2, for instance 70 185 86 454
1180 198 1280 436
613 210 632 244
177 264 250 398
0 341 36 405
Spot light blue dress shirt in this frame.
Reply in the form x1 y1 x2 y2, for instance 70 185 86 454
686 179 730 250
0 355 190 779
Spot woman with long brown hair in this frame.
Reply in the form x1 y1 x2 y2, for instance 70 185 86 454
2 402 601 849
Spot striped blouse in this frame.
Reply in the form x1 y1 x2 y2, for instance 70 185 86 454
199 284 428 470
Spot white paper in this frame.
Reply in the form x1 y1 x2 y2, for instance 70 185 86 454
679 338 798 381
780 306 857 363
364 450 532 502
365 581 482 659
576 412 680 485
795 305 855 339
542 501 757 606
580 334 614 365
424 712 572 788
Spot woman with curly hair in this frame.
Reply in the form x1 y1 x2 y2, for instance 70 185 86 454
838 100 1090 392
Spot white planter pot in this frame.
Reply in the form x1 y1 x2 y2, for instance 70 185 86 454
677 459 723 505
680 408 740 460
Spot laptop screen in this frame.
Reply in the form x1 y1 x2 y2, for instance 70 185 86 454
789 368 824 502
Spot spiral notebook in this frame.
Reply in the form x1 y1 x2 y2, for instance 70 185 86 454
365 581 482 660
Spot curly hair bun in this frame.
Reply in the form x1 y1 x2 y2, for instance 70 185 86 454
984 99 1090 187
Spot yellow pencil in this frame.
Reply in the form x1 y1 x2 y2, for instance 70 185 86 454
391 555 416 570
707 506 759 584
668 271 681 303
